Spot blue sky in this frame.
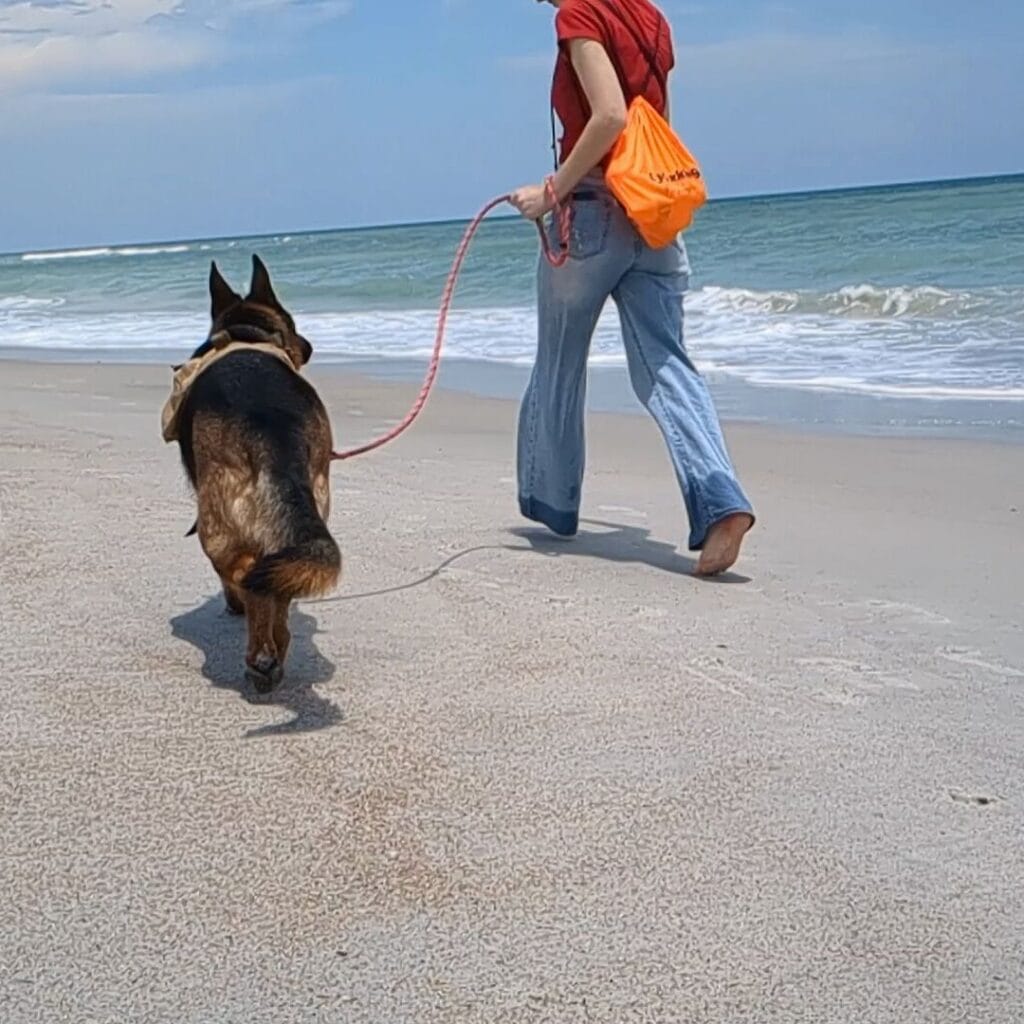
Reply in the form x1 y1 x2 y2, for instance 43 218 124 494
1 0 1021 251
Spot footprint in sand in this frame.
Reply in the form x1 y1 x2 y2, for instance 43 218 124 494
628 605 670 637
861 599 951 626
688 655 782 713
937 646 1024 679
442 563 516 592
631 605 667 619
949 789 1000 807
796 656 919 705
597 504 648 518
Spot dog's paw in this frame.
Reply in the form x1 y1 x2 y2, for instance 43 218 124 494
245 655 283 694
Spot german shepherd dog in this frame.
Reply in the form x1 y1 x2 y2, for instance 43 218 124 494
174 256 341 692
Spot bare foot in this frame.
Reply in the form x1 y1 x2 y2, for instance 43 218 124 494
695 513 754 577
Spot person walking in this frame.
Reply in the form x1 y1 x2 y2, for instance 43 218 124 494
511 0 754 575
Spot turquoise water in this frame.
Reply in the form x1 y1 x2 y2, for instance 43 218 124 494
2 174 1023 436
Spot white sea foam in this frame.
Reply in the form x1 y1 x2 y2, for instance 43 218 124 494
693 283 986 319
726 374 1024 401
2 286 1022 403
20 244 190 262
0 294 66 310
21 248 114 262
113 245 190 257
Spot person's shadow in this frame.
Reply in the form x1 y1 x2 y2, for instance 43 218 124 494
508 517 751 583
170 595 341 738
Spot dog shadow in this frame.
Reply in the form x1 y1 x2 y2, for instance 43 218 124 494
508 517 751 583
170 595 342 738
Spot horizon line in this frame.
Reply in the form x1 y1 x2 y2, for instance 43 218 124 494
4 170 1022 259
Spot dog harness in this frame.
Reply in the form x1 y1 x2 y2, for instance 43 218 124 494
160 331 298 444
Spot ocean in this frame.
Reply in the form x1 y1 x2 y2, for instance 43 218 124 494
2 174 1023 440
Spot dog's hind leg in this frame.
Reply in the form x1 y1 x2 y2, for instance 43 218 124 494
272 598 292 667
244 594 283 694
223 581 245 616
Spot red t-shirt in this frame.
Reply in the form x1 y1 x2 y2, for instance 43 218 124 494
552 0 674 165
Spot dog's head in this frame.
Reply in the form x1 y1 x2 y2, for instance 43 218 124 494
203 255 312 368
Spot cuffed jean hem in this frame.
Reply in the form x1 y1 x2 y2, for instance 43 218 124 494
519 496 579 537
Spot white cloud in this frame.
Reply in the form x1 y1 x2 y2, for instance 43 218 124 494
0 29 213 88
0 0 353 90
0 0 176 36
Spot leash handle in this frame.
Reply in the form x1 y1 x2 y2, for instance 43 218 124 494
535 176 572 269
331 185 572 462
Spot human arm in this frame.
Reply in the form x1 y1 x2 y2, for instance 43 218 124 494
509 37 627 220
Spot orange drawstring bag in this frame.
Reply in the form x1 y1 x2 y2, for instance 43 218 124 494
591 0 708 249
605 94 707 248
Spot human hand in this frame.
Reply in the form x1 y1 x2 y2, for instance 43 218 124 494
509 183 553 222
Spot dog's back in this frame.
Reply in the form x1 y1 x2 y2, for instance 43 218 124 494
178 349 341 602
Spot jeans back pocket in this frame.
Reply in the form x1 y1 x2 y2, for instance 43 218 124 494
547 196 612 261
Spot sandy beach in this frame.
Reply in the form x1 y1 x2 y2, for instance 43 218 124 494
1 359 1022 1022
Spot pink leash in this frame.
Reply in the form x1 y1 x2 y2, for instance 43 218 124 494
331 180 571 462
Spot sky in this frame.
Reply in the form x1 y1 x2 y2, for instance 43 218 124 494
0 0 1022 252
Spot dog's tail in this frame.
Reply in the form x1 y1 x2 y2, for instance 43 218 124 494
242 526 341 600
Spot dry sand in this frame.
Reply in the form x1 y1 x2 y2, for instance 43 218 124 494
1 360 1022 1023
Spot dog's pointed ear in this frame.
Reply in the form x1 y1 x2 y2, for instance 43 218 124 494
248 254 280 308
209 262 241 319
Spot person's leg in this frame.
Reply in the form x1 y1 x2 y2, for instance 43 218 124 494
517 194 630 536
612 238 754 569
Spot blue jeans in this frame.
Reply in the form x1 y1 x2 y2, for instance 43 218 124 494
517 186 754 550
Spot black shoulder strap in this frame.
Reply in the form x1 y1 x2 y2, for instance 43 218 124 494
592 0 666 95
548 0 666 170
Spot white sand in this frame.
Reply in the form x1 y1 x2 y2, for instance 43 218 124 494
1 360 1022 1022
